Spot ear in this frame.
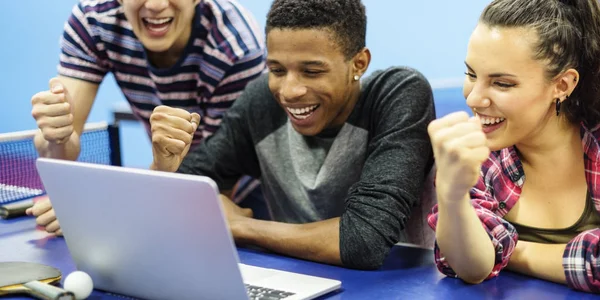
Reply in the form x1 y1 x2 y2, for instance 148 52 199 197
351 47 371 79
553 68 579 102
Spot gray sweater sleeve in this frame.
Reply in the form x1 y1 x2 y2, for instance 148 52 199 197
176 78 264 190
339 68 435 269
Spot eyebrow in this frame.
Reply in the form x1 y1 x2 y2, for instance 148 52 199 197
464 62 517 78
266 59 328 67
301 61 327 67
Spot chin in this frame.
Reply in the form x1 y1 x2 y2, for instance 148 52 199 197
143 43 172 53
138 37 173 52
486 138 512 152
291 124 321 137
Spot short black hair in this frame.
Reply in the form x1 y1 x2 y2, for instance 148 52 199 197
266 0 367 60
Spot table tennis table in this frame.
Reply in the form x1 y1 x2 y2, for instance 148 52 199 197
0 217 595 300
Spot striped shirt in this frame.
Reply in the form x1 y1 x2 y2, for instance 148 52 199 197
58 0 266 145
427 123 600 293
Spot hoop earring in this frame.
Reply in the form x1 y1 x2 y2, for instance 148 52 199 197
555 98 562 116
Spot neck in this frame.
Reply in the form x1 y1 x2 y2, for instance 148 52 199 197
515 118 582 171
147 24 193 68
330 82 361 128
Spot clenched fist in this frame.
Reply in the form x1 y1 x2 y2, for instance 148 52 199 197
25 196 62 236
150 106 200 172
428 112 490 203
31 77 75 145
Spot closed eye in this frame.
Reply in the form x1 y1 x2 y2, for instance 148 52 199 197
304 69 325 77
494 82 516 88
269 68 285 76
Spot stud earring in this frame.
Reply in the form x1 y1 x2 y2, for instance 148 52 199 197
353 75 360 81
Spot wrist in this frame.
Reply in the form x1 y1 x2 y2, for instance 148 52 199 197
150 159 179 172
436 180 470 201
437 190 472 209
231 217 257 245
36 131 80 160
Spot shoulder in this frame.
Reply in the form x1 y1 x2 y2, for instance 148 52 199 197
68 0 129 42
363 67 431 91
361 67 433 108
355 67 434 126
73 0 123 22
228 73 275 112
583 122 600 146
581 122 600 162
63 0 131 56
240 73 270 97
199 0 265 61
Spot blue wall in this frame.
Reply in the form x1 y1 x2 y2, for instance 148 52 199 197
0 0 481 167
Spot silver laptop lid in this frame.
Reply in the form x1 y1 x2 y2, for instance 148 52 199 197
36 158 248 300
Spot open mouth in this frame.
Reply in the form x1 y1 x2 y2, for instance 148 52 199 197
478 114 506 134
142 17 174 35
286 105 320 120
480 116 505 127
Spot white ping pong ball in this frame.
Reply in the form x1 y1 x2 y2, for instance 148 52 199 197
64 271 94 299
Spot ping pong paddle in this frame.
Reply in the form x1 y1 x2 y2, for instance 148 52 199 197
0 262 75 299
0 199 34 219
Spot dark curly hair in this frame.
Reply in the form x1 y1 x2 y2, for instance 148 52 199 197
481 0 600 127
266 0 367 60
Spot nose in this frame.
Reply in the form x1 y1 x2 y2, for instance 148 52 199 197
464 81 491 112
279 74 307 102
144 0 169 12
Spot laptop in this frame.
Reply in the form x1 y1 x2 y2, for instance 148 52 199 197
36 158 341 300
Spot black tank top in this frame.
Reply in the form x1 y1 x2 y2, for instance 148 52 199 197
512 192 600 244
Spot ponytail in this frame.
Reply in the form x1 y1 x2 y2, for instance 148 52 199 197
560 0 600 127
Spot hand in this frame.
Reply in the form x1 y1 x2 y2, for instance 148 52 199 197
149 106 201 172
428 112 490 203
25 196 63 236
31 78 76 145
219 194 253 242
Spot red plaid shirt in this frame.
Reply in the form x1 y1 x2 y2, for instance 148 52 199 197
428 123 600 293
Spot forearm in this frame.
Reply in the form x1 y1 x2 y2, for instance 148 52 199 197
436 195 495 284
34 131 80 161
506 241 566 284
238 217 342 266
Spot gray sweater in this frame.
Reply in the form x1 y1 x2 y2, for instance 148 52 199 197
178 67 435 269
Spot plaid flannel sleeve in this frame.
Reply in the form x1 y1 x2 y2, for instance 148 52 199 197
427 176 519 279
563 229 600 293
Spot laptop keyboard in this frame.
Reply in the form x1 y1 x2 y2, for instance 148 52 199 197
245 284 296 300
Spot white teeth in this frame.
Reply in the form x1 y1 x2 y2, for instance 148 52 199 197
477 114 505 125
144 17 172 24
295 114 310 120
144 17 172 34
286 105 318 116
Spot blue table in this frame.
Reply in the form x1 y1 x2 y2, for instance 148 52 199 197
1 217 596 300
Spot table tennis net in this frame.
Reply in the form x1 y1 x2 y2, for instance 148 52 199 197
0 122 119 204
